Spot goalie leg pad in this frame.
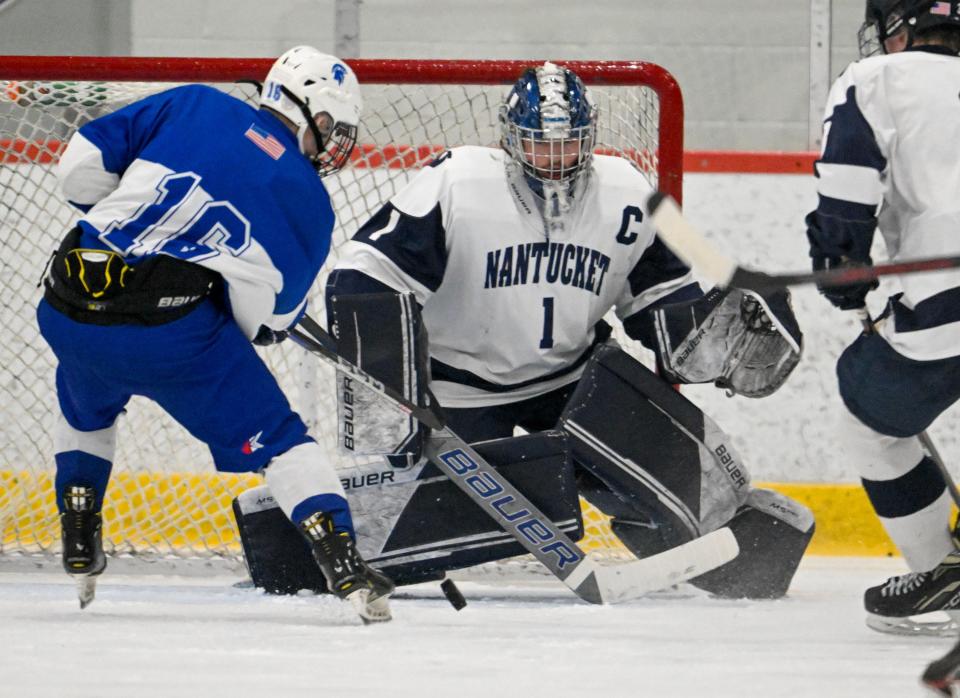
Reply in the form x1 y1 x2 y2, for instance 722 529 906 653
234 432 581 594
688 488 815 599
329 291 429 465
559 344 751 545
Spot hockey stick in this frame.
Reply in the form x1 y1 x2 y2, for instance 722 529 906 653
647 192 960 293
291 314 739 604
855 309 960 509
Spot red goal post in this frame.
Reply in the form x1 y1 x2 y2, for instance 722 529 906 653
0 55 684 562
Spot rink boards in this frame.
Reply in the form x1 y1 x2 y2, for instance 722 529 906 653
0 470 898 557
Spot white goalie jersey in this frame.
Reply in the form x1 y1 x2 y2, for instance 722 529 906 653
331 146 698 408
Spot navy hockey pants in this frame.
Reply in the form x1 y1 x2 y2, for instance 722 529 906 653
838 331 960 437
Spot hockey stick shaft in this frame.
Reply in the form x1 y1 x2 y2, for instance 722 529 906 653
292 315 446 430
291 314 739 603
855 309 960 509
647 192 960 293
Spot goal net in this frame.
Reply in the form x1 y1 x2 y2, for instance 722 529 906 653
0 56 683 563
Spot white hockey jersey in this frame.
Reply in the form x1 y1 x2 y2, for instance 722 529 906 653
812 46 960 360
331 146 697 407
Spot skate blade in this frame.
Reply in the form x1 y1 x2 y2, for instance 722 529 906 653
347 588 392 624
866 612 958 637
76 575 98 610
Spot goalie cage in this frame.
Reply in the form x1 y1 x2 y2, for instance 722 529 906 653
0 55 683 571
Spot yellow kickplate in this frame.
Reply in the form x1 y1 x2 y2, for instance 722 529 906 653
1 471 898 557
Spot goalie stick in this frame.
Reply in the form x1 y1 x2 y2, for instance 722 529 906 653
291 314 739 604
647 192 960 293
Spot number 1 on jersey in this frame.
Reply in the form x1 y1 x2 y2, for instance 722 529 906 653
540 297 555 349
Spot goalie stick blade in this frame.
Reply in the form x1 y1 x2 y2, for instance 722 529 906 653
588 527 740 604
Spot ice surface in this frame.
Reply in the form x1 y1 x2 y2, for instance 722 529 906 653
0 556 950 698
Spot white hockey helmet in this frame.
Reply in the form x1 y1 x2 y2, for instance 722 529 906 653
260 46 362 176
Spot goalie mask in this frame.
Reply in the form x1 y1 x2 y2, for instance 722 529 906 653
260 46 362 176
859 0 960 56
499 62 597 217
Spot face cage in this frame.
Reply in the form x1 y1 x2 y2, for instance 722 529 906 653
858 20 884 56
313 122 358 177
858 10 908 57
502 121 597 187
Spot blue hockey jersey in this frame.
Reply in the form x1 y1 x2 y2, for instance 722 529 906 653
56 84 335 338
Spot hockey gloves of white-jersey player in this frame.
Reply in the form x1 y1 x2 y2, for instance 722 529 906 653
253 325 289 346
806 211 879 311
810 256 878 310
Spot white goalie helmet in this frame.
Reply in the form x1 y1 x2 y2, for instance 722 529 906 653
260 45 362 176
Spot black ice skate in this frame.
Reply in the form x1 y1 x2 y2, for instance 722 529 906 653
300 512 395 624
60 485 106 609
922 636 960 696
864 548 960 637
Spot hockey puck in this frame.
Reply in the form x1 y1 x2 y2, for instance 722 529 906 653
441 579 467 611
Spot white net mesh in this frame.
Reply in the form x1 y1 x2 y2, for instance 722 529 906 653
0 60 679 562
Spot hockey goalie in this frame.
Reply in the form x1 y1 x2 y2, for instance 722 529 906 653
233 61 815 601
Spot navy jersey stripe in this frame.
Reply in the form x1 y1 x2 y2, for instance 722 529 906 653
431 322 612 393
354 202 448 293
819 85 887 171
627 236 692 298
892 288 960 333
861 456 945 519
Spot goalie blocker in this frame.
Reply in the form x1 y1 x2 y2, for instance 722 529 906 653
559 345 814 598
328 291 430 467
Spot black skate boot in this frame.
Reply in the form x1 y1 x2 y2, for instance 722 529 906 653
864 548 960 636
60 485 106 609
922 637 960 696
300 512 395 624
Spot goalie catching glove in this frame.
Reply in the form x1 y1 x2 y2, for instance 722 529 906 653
653 286 802 397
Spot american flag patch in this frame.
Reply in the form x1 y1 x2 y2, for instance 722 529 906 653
244 124 286 160
931 1 953 15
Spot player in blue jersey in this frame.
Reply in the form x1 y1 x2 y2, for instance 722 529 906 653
803 0 960 638
38 46 394 622
324 62 814 600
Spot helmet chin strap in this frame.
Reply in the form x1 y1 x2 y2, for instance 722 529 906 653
279 85 327 169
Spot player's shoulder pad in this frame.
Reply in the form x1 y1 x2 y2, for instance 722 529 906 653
392 145 504 217
429 145 506 177
825 55 896 123
590 153 654 193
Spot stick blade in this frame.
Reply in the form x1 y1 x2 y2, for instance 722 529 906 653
591 527 740 604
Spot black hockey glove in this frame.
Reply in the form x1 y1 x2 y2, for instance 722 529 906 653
253 325 289 346
811 255 878 311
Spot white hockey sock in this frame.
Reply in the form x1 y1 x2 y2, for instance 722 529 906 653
54 414 117 462
879 490 954 572
263 441 346 521
838 409 954 572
